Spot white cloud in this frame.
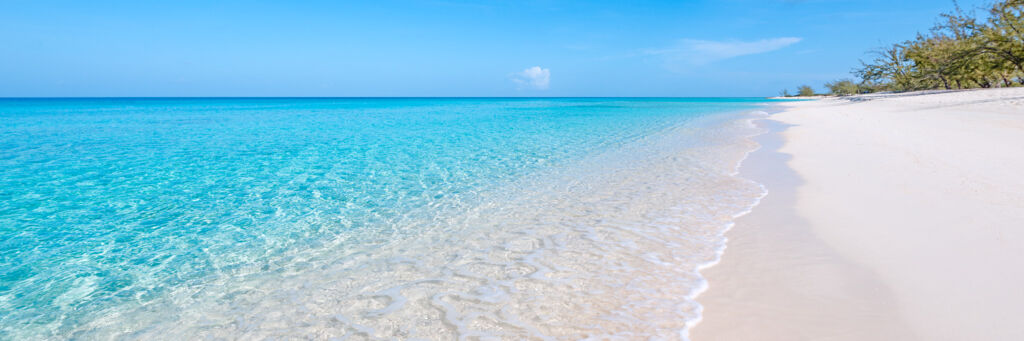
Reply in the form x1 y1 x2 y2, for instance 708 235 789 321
511 66 551 90
644 37 802 70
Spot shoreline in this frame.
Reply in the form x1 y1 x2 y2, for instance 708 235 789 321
691 114 914 340
694 88 1024 340
684 109 773 339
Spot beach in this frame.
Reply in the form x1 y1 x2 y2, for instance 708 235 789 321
5 92 1023 339
694 88 1024 340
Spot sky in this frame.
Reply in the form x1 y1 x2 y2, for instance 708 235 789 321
0 0 993 97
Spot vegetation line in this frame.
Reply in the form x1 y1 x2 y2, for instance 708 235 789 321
781 0 1023 97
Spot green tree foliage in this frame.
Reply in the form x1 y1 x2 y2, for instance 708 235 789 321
797 85 816 96
852 0 1023 92
981 0 1024 81
825 79 861 95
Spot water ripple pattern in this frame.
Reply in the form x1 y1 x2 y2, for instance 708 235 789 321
0 98 768 340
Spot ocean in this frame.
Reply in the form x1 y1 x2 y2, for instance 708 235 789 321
0 98 769 339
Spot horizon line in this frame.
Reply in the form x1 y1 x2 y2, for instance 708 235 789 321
0 96 776 99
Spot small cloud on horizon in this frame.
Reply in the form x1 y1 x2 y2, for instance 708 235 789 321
511 66 551 90
644 37 803 71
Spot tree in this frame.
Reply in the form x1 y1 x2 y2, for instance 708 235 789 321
978 0 1024 76
812 0 1022 93
797 85 816 97
852 0 1024 91
856 43 918 91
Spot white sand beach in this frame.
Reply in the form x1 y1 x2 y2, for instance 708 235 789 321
693 88 1024 340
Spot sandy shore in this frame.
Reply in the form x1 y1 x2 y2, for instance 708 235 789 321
693 88 1024 340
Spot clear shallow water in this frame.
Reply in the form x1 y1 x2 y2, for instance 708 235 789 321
0 98 768 340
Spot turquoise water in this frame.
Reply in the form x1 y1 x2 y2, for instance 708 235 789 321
0 98 768 339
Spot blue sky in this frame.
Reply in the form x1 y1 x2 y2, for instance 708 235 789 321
0 0 991 97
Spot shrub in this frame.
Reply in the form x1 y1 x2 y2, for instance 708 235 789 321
797 85 816 97
825 79 860 96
